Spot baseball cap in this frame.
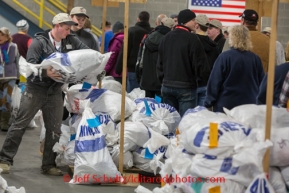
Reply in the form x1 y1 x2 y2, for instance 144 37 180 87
16 19 29 31
196 14 209 26
70 7 89 18
239 9 259 21
52 13 78 26
206 19 222 29
0 27 10 35
161 17 175 28
262 27 271 33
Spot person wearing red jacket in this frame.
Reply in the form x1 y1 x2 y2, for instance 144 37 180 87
105 21 124 84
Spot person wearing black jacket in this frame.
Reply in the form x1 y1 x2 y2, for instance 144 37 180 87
195 14 220 106
207 19 226 53
157 9 210 116
136 17 174 98
115 11 151 93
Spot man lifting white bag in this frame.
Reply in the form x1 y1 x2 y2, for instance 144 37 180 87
19 49 111 84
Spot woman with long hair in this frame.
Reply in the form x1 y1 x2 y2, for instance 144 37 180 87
204 25 264 112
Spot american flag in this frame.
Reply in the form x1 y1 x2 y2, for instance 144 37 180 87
188 0 246 27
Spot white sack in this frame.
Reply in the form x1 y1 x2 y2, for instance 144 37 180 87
19 50 111 84
244 173 275 193
96 78 122 94
132 98 180 135
269 167 286 193
133 148 154 173
224 104 289 129
127 88 145 101
72 101 120 184
85 89 136 122
279 166 289 189
110 144 133 169
117 121 151 152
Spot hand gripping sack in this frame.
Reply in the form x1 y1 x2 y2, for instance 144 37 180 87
71 101 120 184
132 98 181 135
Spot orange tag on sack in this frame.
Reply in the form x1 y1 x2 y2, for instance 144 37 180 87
209 123 218 149
209 186 220 193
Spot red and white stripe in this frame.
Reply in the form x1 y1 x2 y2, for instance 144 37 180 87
188 0 246 27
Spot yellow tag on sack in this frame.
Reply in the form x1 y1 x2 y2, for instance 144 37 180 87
19 75 27 83
209 186 220 193
209 123 218 149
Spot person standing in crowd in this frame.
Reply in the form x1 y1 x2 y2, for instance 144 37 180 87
12 20 32 59
261 27 285 66
99 21 114 53
194 14 220 106
257 62 289 106
12 19 32 86
0 13 89 175
157 9 210 116
223 9 270 73
0 27 18 132
205 25 264 113
206 19 226 53
105 21 124 84
70 7 98 51
136 16 174 98
116 11 152 93
170 14 178 27
279 71 289 108
83 18 100 51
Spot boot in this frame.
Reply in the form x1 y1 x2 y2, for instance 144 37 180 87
1 111 11 131
0 111 2 131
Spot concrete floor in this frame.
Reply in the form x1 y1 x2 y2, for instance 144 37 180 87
0 127 158 193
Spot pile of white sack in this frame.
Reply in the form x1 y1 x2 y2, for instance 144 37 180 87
134 105 289 193
52 80 183 184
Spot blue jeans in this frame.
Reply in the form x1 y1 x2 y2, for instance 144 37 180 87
197 86 207 106
0 84 63 171
161 86 197 117
127 72 139 93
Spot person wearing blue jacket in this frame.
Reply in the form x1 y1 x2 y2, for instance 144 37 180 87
205 25 264 112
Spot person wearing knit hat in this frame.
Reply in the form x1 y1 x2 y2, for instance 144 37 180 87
12 20 32 60
157 9 210 116
105 21 125 83
112 21 124 33
177 9 197 31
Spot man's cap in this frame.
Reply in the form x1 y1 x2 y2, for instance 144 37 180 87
178 9 196 25
206 19 222 29
0 27 10 35
262 27 271 33
196 14 209 26
70 7 89 18
170 14 178 19
239 9 259 21
161 17 175 28
16 19 29 31
52 13 78 26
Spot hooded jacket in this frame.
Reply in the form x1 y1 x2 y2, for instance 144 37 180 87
136 25 171 91
0 42 18 80
105 32 124 78
115 21 152 74
196 34 220 87
26 30 89 92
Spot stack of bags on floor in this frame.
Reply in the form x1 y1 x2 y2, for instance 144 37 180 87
0 169 26 193
53 79 182 184
135 105 289 193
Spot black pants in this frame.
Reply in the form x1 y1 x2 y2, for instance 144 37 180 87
145 90 161 98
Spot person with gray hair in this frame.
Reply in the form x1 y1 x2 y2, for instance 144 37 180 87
12 19 32 59
205 25 264 112
155 14 167 27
